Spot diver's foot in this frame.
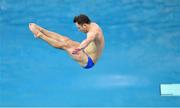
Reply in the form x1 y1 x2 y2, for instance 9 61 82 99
29 23 42 38
32 23 43 31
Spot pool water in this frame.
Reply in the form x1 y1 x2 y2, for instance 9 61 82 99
0 0 180 106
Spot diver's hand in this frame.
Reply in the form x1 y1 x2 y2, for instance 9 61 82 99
72 48 81 55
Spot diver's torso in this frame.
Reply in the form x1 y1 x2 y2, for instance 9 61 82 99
84 23 104 63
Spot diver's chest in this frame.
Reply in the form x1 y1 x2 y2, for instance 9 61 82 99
84 42 97 54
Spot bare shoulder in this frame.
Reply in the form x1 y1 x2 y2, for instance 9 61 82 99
87 31 97 38
91 22 101 30
90 23 102 34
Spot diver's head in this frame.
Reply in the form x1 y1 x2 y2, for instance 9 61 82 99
73 14 91 33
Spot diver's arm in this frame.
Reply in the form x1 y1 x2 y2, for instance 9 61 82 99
79 32 96 49
72 32 96 54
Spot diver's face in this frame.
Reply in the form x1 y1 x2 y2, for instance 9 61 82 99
75 23 87 33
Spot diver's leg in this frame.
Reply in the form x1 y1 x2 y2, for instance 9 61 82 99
29 24 65 49
29 24 88 66
29 23 69 43
40 34 65 48
62 39 88 66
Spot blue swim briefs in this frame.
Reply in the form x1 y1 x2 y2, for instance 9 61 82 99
84 56 94 69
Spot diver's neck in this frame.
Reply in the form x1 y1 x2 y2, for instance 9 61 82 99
86 23 92 33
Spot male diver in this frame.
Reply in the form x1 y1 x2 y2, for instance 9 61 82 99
29 14 104 69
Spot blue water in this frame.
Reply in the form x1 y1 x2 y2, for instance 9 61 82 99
0 0 180 107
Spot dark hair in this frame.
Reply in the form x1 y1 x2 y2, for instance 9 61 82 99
73 14 91 25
